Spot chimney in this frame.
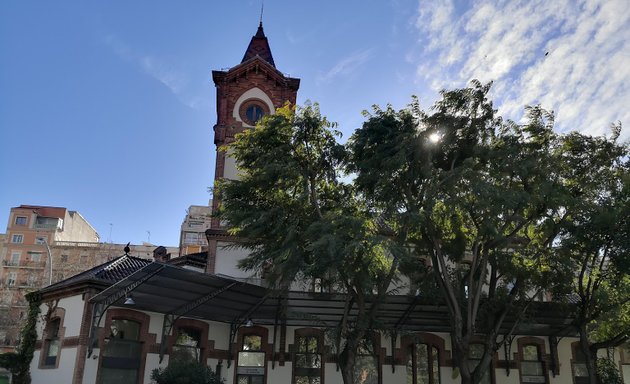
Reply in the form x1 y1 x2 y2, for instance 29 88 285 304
153 246 170 263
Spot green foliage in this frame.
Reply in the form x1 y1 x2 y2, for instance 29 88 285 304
347 81 604 384
0 292 41 384
151 359 224 384
218 83 629 384
555 129 630 363
217 102 386 292
217 102 398 384
596 357 623 384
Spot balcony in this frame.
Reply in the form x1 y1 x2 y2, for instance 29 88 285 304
32 223 58 230
2 261 18 267
34 217 62 230
1 260 45 269
54 241 100 248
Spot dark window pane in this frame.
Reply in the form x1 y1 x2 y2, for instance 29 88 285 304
109 319 140 340
243 335 262 351
246 105 264 123
523 345 539 361
173 327 202 362
100 320 142 384
100 367 138 384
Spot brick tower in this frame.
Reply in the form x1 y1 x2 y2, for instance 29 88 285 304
206 23 300 273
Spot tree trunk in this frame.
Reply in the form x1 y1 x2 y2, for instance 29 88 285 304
459 369 473 384
452 341 474 384
451 336 496 384
579 325 598 384
339 342 357 384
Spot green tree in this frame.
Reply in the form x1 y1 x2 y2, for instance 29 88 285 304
216 103 400 384
555 129 630 384
0 292 41 384
218 83 628 384
348 81 574 384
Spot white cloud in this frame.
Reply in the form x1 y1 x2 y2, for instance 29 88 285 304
413 0 630 139
140 56 188 95
103 35 203 109
318 48 375 83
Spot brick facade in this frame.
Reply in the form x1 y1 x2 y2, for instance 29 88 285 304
207 24 300 264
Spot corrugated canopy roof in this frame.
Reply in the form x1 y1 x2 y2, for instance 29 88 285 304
84 261 576 336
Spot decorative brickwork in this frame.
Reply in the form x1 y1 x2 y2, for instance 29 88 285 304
72 289 95 384
207 25 300 274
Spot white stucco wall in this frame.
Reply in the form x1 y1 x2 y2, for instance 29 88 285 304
214 241 254 279
29 295 630 384
223 148 239 181
209 322 231 350
82 351 99 384
30 347 78 384
60 295 85 335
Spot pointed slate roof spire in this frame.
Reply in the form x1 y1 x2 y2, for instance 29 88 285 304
241 22 276 67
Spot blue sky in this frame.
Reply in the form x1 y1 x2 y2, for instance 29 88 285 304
1 1 628 247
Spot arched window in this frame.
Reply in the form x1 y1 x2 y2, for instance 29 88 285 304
520 344 546 383
517 337 547 384
407 343 440 384
39 307 65 369
172 327 202 362
100 319 142 384
402 333 445 384
238 334 266 384
97 309 153 384
293 329 324 384
42 318 61 367
169 318 210 364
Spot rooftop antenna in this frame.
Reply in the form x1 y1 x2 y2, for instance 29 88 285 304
147 230 151 244
259 0 264 26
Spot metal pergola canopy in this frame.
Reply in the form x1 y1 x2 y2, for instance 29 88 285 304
87 262 576 337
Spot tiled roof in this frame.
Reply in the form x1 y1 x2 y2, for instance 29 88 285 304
40 254 152 293
241 23 275 67
169 251 207 269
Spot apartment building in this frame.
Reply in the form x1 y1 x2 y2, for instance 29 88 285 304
0 205 177 351
178 204 212 257
0 205 99 350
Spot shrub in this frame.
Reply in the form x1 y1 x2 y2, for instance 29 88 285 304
596 357 623 384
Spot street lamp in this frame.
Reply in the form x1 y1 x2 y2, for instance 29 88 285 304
41 237 53 286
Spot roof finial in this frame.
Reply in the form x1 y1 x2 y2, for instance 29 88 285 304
259 0 264 27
